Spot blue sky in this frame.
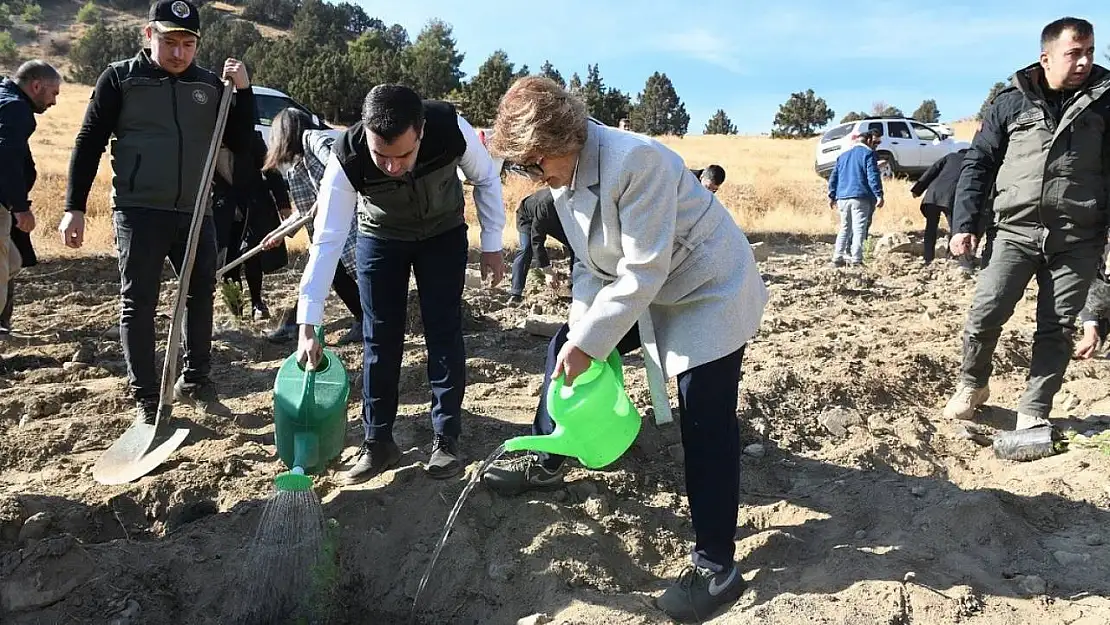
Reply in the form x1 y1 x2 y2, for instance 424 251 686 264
366 0 1110 134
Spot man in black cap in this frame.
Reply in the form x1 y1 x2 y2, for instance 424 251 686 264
62 0 256 423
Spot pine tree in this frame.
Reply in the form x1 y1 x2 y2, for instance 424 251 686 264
911 99 940 123
704 109 737 134
539 60 564 87
629 72 690 136
404 19 465 99
770 89 834 138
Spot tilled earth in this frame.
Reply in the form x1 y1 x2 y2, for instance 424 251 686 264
1 239 1109 625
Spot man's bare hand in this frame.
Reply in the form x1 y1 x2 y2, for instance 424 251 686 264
223 58 250 89
876 197 885 209
1075 326 1100 360
14 210 34 233
480 251 505 288
58 211 85 248
949 233 978 258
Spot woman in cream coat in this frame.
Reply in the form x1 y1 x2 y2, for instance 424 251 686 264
482 76 768 622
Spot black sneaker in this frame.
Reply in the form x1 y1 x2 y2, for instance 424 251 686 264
344 440 402 485
655 565 746 623
426 434 462 479
173 376 232 417
252 303 270 321
336 321 363 346
481 453 564 496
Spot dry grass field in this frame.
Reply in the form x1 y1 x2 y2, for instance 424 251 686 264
27 84 977 259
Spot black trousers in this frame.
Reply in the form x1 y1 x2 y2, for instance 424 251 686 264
113 209 217 406
533 323 746 572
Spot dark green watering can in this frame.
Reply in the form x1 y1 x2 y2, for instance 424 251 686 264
504 350 641 469
272 326 348 475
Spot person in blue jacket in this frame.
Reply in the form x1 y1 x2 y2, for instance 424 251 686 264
828 129 884 267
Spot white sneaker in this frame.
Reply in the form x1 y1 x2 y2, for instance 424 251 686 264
1015 412 1051 430
942 384 990 420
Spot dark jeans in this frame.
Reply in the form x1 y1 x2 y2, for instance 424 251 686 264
222 219 263 308
922 203 952 264
113 209 218 406
355 225 468 442
510 231 575 298
534 323 746 572
960 235 1101 418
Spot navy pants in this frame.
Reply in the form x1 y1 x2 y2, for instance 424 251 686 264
355 225 468 442
534 323 746 572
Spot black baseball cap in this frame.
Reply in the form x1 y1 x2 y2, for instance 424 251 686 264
149 0 201 38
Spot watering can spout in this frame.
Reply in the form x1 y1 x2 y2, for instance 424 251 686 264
503 433 571 458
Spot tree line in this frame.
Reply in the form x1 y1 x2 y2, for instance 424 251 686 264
66 0 714 136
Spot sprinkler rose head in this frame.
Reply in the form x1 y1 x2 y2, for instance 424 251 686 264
274 470 313 492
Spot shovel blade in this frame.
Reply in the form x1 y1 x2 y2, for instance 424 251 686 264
92 422 190 485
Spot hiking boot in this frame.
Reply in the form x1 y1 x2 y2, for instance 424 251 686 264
1015 412 1051 430
133 401 158 426
507 294 524 305
942 383 990 420
482 453 565 496
173 377 232 417
344 439 402 485
426 434 462 479
827 259 844 268
252 303 270 321
656 564 746 623
336 321 363 346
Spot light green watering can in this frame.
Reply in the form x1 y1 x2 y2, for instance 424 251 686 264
272 325 349 486
504 350 641 469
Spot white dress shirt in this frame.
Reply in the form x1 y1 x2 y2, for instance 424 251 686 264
296 115 505 326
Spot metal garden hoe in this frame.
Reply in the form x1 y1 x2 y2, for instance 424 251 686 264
93 79 235 485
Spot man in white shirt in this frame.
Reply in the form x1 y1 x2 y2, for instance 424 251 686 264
296 85 506 484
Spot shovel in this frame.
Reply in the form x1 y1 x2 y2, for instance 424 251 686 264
93 79 236 486
215 204 315 280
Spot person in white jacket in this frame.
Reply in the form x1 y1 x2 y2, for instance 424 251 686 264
481 76 768 623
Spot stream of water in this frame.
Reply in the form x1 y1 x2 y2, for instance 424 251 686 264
409 443 508 622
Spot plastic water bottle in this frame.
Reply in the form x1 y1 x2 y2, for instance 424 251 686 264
992 427 1063 461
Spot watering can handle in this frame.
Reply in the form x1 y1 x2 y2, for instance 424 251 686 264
299 326 325 417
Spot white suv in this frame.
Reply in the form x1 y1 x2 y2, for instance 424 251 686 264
253 85 337 146
814 117 970 179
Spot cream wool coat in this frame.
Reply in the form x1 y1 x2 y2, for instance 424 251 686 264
554 121 768 392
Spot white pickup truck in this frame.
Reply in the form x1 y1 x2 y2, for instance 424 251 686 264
814 117 970 180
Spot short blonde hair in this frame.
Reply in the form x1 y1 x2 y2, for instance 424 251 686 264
490 76 588 164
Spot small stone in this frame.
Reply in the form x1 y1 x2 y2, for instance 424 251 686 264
17 413 31 427
1019 575 1047 595
516 614 551 625
110 598 141 625
818 407 863 438
1053 551 1091 566
903 571 916 583
854 530 867 540
743 443 765 458
667 443 685 463
63 361 89 372
583 495 610 519
18 511 53 542
910 486 926 497
1084 534 1104 546
71 345 96 364
488 561 514 582
921 311 934 322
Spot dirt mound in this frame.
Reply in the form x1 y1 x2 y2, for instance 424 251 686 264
1 249 1109 624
